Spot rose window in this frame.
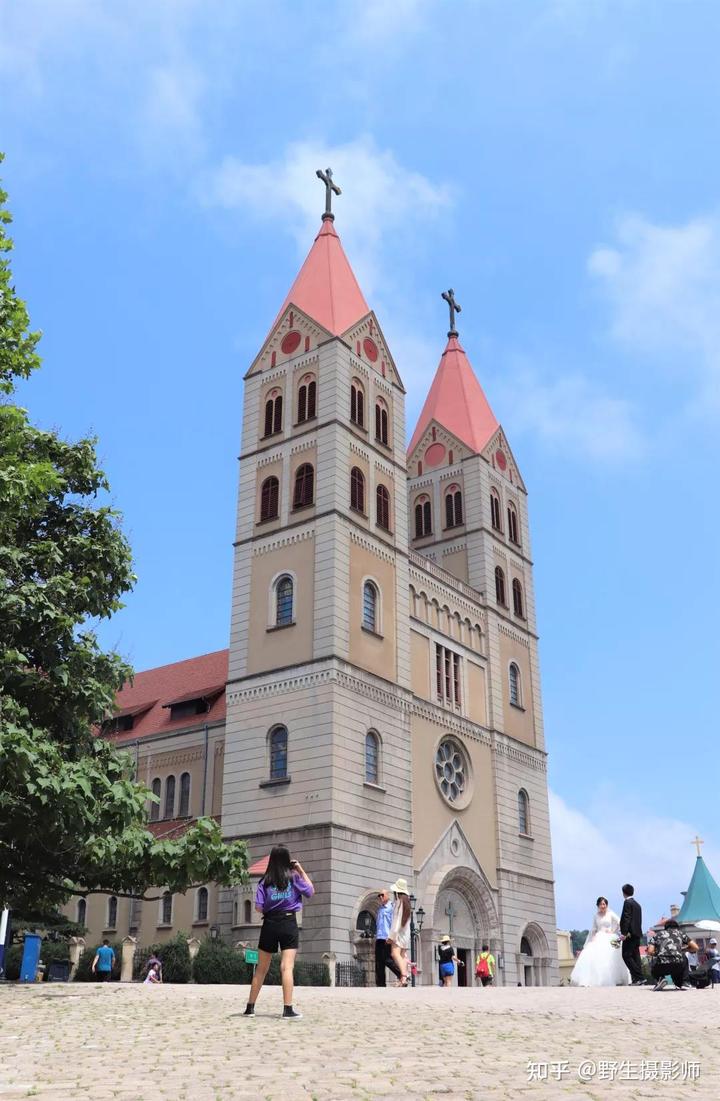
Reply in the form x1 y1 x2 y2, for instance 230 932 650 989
435 739 467 804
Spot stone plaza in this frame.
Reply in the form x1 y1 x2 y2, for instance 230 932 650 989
2 983 717 1101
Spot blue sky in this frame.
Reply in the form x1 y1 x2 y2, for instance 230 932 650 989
2 0 719 929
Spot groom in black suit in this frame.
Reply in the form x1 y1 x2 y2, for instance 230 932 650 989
620 883 645 984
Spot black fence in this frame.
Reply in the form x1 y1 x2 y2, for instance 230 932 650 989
335 959 367 987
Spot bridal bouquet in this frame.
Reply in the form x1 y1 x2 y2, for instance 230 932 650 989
610 936 621 949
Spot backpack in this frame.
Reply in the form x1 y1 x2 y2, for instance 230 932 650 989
476 953 491 979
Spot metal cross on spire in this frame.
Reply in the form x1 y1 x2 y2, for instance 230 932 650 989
692 835 704 857
316 167 341 220
442 288 462 337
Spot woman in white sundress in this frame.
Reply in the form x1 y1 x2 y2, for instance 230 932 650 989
570 896 631 987
387 877 412 987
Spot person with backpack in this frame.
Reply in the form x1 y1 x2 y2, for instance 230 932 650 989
475 944 495 987
242 845 314 1020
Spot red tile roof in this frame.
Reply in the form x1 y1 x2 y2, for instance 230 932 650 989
248 855 270 876
109 649 229 743
272 217 370 337
408 334 499 457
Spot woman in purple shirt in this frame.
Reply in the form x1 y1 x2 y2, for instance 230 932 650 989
243 845 314 1020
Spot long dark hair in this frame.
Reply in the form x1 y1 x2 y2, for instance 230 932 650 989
264 845 293 890
397 892 411 924
596 896 608 908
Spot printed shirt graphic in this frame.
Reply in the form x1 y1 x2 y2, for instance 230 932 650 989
255 873 314 915
95 945 115 971
439 944 455 964
653 927 689 964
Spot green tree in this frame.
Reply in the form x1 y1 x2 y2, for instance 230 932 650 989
0 154 247 919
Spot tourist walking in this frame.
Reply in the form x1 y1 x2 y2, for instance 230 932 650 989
438 935 463 987
619 884 645 985
375 888 402 987
706 938 720 987
91 939 115 982
145 951 162 982
243 846 314 1019
387 878 411 987
143 963 161 984
647 919 697 991
475 943 496 987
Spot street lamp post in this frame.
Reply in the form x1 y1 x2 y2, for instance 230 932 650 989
409 896 425 987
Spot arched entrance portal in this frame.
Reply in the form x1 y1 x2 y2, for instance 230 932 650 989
421 866 500 988
518 922 551 986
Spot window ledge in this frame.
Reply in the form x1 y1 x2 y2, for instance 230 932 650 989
267 622 296 632
256 516 280 527
363 781 386 793
102 928 117 935
259 776 292 789
350 421 369 434
376 524 393 535
350 506 369 519
444 523 464 531
291 503 314 514
156 923 173 930
509 702 526 712
518 832 534 841
374 437 392 450
293 417 317 428
261 430 283 441
361 625 384 640
192 921 209 928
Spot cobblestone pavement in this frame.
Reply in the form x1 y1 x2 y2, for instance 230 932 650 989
1 982 717 1101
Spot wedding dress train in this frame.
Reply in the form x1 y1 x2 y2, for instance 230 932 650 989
570 909 630 987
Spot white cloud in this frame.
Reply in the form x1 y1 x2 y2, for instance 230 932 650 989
494 360 644 461
551 789 719 930
589 213 720 411
346 0 430 43
200 136 452 299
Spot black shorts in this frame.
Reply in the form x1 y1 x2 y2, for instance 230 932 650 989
96 970 112 982
258 912 299 953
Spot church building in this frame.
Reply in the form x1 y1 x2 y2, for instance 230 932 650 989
73 172 558 986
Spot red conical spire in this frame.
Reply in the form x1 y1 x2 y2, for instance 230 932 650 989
273 217 370 336
408 334 499 456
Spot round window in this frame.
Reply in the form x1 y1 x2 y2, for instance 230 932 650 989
435 738 470 807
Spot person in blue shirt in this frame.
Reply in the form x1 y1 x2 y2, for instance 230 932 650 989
92 939 115 982
375 888 402 987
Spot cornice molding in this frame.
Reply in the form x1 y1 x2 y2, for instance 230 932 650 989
251 527 315 556
349 529 396 564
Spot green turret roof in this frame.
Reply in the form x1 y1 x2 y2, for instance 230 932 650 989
677 857 720 923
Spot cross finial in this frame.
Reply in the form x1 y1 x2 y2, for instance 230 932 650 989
441 288 462 337
692 835 704 857
316 167 341 221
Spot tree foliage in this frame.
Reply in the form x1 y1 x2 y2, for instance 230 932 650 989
0 154 247 918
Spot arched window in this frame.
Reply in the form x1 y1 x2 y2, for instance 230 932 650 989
149 777 161 822
269 725 288 780
263 392 283 437
178 772 191 818
107 896 118 929
362 581 378 633
196 886 209 923
293 463 314 509
244 899 252 923
521 936 533 957
275 575 294 626
508 503 520 544
260 476 279 522
365 730 380 785
375 399 389 445
350 467 365 513
161 892 173 926
512 578 524 618
494 566 506 606
445 486 463 528
509 662 521 706
350 380 365 427
297 376 316 423
164 775 176 818
76 898 87 926
490 490 502 531
414 495 432 538
518 789 530 835
376 484 390 530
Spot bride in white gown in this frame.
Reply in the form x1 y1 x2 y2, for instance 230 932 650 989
570 896 630 987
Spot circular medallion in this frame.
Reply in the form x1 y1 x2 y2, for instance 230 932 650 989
281 330 302 355
424 442 446 467
363 337 379 362
495 448 507 471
